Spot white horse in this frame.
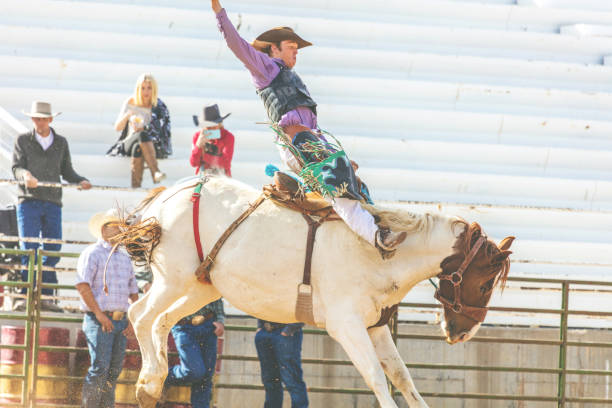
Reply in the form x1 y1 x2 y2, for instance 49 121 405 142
124 176 513 408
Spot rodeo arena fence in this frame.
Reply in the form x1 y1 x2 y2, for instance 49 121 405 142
0 183 611 407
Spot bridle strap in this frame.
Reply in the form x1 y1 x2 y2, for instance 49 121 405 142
435 235 488 322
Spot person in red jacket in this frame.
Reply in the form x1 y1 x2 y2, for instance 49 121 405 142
189 104 235 177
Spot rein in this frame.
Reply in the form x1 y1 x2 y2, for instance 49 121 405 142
434 235 488 323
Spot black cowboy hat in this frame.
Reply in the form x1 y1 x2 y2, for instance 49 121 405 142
193 104 231 127
251 26 312 52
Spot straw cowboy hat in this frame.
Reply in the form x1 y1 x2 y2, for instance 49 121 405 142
251 26 312 52
88 209 121 239
21 101 62 118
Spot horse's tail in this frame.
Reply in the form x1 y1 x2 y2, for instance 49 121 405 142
113 187 166 265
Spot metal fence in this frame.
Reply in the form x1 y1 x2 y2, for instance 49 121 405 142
0 247 611 407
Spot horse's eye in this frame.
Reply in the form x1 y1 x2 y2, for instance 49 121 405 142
480 278 495 295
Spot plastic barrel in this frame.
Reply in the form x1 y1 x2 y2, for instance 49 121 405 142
0 326 69 405
165 333 191 407
115 337 141 407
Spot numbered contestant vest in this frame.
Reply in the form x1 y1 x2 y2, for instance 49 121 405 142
257 63 317 123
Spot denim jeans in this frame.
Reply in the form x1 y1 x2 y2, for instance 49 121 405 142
255 327 308 408
16 200 61 295
166 319 218 408
81 313 128 408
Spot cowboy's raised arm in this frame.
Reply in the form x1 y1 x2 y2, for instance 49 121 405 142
212 1 280 89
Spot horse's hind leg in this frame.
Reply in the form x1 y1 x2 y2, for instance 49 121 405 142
325 314 399 408
369 325 429 408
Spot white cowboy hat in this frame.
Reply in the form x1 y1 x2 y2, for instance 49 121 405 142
21 101 62 118
88 209 121 239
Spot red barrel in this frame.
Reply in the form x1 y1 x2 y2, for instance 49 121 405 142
0 326 69 405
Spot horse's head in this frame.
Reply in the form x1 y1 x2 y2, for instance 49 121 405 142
436 222 514 344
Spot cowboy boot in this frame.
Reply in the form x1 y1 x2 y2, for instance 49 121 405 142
131 156 144 188
375 228 408 260
140 141 166 183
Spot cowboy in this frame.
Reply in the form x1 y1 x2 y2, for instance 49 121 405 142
255 320 308 408
211 0 407 258
76 209 138 408
11 101 92 312
190 104 235 177
163 299 225 407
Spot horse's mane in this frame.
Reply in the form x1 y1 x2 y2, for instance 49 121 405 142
361 203 448 235
131 186 167 215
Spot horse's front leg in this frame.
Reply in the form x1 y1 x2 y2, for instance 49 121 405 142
325 314 399 408
139 283 221 407
129 281 184 408
369 325 429 408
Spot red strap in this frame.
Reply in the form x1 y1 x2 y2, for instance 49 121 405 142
192 189 204 262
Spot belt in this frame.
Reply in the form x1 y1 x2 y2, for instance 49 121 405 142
89 311 126 321
263 322 285 332
177 311 215 326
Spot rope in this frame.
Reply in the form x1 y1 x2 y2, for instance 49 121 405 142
0 235 93 245
0 178 148 192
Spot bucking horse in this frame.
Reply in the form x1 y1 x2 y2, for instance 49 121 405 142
117 175 513 408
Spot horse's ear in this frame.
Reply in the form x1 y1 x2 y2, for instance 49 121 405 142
498 236 515 251
492 250 512 264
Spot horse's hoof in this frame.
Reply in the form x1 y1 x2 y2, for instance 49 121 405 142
136 386 159 408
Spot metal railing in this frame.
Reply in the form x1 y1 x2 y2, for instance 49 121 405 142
0 247 611 407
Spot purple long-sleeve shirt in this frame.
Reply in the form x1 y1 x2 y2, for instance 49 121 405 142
216 9 318 131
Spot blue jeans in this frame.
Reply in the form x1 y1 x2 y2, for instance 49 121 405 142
16 200 61 295
166 319 218 408
255 328 308 408
81 313 128 408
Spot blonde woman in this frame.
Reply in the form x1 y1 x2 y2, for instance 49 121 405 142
110 73 171 187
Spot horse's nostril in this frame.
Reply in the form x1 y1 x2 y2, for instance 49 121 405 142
459 333 467 341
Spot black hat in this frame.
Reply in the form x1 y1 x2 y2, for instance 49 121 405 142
193 104 231 127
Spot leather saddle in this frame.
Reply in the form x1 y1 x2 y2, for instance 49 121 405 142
263 172 341 220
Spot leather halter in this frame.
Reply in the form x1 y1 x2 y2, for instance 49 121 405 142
434 235 489 323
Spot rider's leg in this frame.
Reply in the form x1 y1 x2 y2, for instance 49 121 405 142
330 197 377 245
331 198 408 255
276 129 407 255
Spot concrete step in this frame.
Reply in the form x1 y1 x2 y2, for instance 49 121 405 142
518 0 612 13
4 57 612 122
61 131 612 183
3 12 612 68
5 0 612 35
50 154 612 210
5 88 612 150
4 49 612 94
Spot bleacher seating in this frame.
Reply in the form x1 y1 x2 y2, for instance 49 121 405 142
1 0 612 325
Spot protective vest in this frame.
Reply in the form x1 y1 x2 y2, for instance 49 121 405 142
257 63 317 123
